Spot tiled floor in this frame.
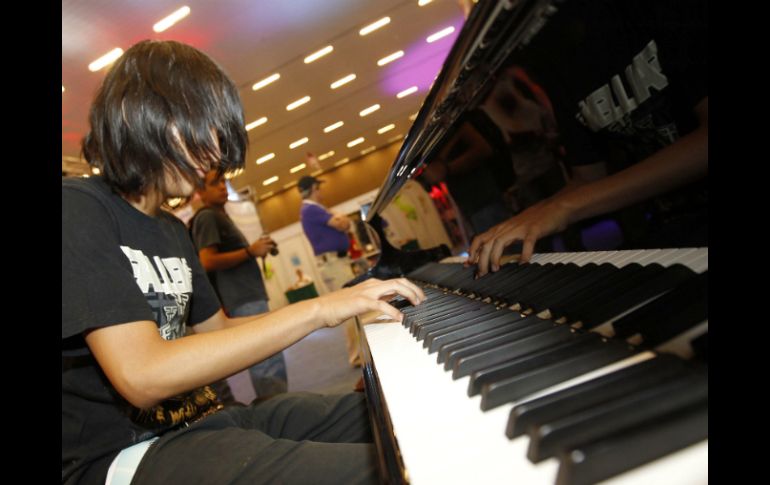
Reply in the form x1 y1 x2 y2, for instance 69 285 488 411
227 323 362 403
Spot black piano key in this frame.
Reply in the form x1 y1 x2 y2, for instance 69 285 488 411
480 340 633 411
613 272 708 347
529 263 622 315
499 264 563 304
457 325 580 381
408 299 475 334
554 402 708 485
465 262 529 297
439 315 546 367
467 333 602 395
575 264 695 328
414 304 501 340
506 354 687 438
425 311 530 353
527 370 707 463
546 264 657 320
513 264 585 310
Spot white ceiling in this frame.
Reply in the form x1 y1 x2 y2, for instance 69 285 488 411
62 0 467 196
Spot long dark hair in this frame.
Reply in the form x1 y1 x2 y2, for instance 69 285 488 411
82 40 247 197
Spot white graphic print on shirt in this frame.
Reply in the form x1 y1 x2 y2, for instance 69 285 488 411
120 246 192 340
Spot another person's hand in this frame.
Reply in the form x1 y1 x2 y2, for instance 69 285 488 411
315 278 426 326
467 198 572 275
249 236 276 258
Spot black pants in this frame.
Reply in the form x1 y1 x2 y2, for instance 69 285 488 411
132 392 378 485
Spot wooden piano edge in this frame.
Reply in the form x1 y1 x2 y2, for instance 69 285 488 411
358 316 410 485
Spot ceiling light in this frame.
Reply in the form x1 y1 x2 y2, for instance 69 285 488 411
88 48 124 72
408 112 418 121
62 85 65 92
91 167 101 174
256 153 275 164
289 137 309 149
377 50 404 66
388 134 404 143
245 117 267 131
311 169 324 176
260 191 274 200
263 176 279 186
427 26 455 43
359 17 391 36
396 86 418 98
334 158 351 167
377 124 396 134
304 45 333 64
283 181 298 189
286 96 311 111
360 146 377 156
318 150 335 161
359 104 380 117
290 163 307 174
153 6 191 33
330 74 356 89
323 121 344 133
347 137 365 148
418 0 433 6
252 73 280 91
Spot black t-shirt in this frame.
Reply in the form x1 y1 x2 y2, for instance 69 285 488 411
189 207 268 313
513 0 708 246
62 177 222 485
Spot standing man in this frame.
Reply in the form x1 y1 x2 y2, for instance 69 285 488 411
298 175 361 367
191 169 288 399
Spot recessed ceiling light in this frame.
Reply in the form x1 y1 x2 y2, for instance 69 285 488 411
418 0 433 6
304 45 333 64
359 104 380 117
347 137 365 148
283 181 298 189
256 153 275 164
290 163 306 174
263 176 279 186
359 17 391 36
377 50 404 66
311 169 324 176
323 121 344 133
245 117 267 131
318 150 335 161
252 73 280 91
260 191 274 200
396 86 418 98
88 48 124 72
360 146 377 156
377 124 396 134
91 167 101 174
408 112 418 121
427 26 455 43
289 137 309 149
334 158 351 167
62 85 65 93
153 6 191 33
330 74 356 89
286 96 311 111
388 134 404 143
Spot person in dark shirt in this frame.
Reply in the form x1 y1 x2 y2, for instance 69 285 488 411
62 39 424 485
191 169 288 401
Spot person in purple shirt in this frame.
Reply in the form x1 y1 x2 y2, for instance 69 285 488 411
299 175 362 367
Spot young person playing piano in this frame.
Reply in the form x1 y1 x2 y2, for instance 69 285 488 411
62 39 425 485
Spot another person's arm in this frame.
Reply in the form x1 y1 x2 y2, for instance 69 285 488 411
198 237 275 271
85 277 425 409
469 96 708 275
327 214 351 232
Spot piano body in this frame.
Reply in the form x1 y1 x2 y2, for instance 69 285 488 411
355 1 707 484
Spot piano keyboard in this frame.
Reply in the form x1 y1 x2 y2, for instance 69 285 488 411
360 248 707 485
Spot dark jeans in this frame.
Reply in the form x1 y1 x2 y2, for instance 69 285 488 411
132 392 378 485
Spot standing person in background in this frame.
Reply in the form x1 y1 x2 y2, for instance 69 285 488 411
63 39 426 485
298 175 362 367
191 169 288 400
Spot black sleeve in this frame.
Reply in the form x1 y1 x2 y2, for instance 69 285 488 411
190 209 221 251
62 187 155 338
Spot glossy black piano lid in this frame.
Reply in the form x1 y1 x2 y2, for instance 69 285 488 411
365 0 707 261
